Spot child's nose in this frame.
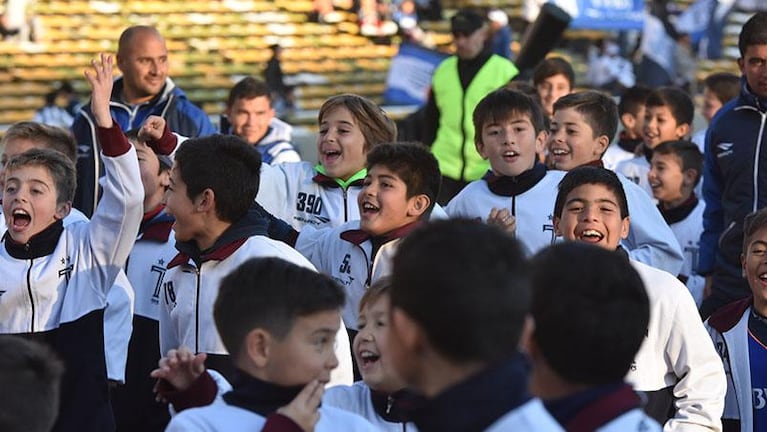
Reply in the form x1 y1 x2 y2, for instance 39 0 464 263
326 350 339 370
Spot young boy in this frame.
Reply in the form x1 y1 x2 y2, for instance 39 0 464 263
547 90 685 275
165 257 377 431
386 219 562 431
615 87 694 197
691 72 740 153
157 133 351 384
0 53 143 431
532 56 575 119
602 85 651 170
706 208 767 431
268 142 441 331
552 166 726 430
445 88 565 255
222 76 301 165
528 242 661 430
648 140 707 306
324 277 420 430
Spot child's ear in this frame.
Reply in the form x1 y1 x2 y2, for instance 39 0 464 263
534 130 547 154
620 113 636 130
675 123 691 139
682 168 698 188
54 201 72 220
195 188 216 213
594 134 610 157
159 169 171 188
553 216 561 235
741 252 747 278
407 194 430 218
620 216 630 240
475 138 489 160
244 328 271 368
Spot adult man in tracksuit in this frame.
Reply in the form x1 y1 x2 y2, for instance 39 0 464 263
421 8 518 205
72 25 215 217
700 13 767 318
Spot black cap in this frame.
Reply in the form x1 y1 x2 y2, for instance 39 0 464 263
451 9 485 35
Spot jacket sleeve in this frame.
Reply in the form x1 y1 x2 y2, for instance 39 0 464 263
666 286 726 432
103 271 135 383
80 123 143 297
621 177 685 275
700 127 725 275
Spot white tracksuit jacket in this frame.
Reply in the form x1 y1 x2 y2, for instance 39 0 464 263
627 259 726 431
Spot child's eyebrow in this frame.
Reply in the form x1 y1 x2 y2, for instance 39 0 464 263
311 328 338 336
376 174 398 181
749 240 767 248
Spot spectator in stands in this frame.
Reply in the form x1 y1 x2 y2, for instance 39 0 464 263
532 56 574 120
700 12 767 319
33 90 74 129
691 72 740 152
72 25 215 217
488 8 512 60
585 40 635 94
263 44 295 118
222 77 300 165
422 8 518 204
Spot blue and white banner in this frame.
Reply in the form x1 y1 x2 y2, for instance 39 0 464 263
554 0 645 30
384 42 448 106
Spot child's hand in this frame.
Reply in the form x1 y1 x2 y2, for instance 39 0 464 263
487 207 516 236
84 53 115 128
150 347 207 393
139 115 167 143
275 380 324 432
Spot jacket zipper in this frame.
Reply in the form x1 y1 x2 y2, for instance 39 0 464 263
343 188 349 223
27 258 35 333
195 266 201 354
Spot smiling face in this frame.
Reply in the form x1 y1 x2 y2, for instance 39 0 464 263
358 165 425 236
648 152 691 208
477 113 546 177
163 164 203 244
537 74 571 117
117 29 169 104
739 44 767 99
318 106 367 181
354 293 406 393
3 165 69 244
742 225 767 314
548 107 608 171
262 309 341 387
554 183 630 250
642 105 688 149
225 96 274 145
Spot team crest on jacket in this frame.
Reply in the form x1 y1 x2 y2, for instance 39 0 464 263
58 256 73 283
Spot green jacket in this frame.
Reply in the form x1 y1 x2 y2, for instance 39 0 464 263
431 55 517 181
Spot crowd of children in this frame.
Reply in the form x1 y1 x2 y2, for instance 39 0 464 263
2 11 767 432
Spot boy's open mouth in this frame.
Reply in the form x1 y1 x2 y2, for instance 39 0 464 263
359 350 380 366
12 209 31 229
579 229 604 242
361 202 379 214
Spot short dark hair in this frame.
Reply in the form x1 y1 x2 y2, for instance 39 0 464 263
173 134 262 223
227 76 272 107
645 87 694 127
653 140 704 186
530 243 649 385
2 122 78 164
390 219 530 364
474 88 547 136
532 57 575 88
553 91 619 143
318 94 397 153
703 72 740 105
366 142 441 218
742 208 767 252
5 148 77 204
554 166 629 219
618 85 652 117
0 336 65 432
214 257 345 359
738 12 767 57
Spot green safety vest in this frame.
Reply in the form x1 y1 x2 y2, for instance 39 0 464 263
431 55 518 181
